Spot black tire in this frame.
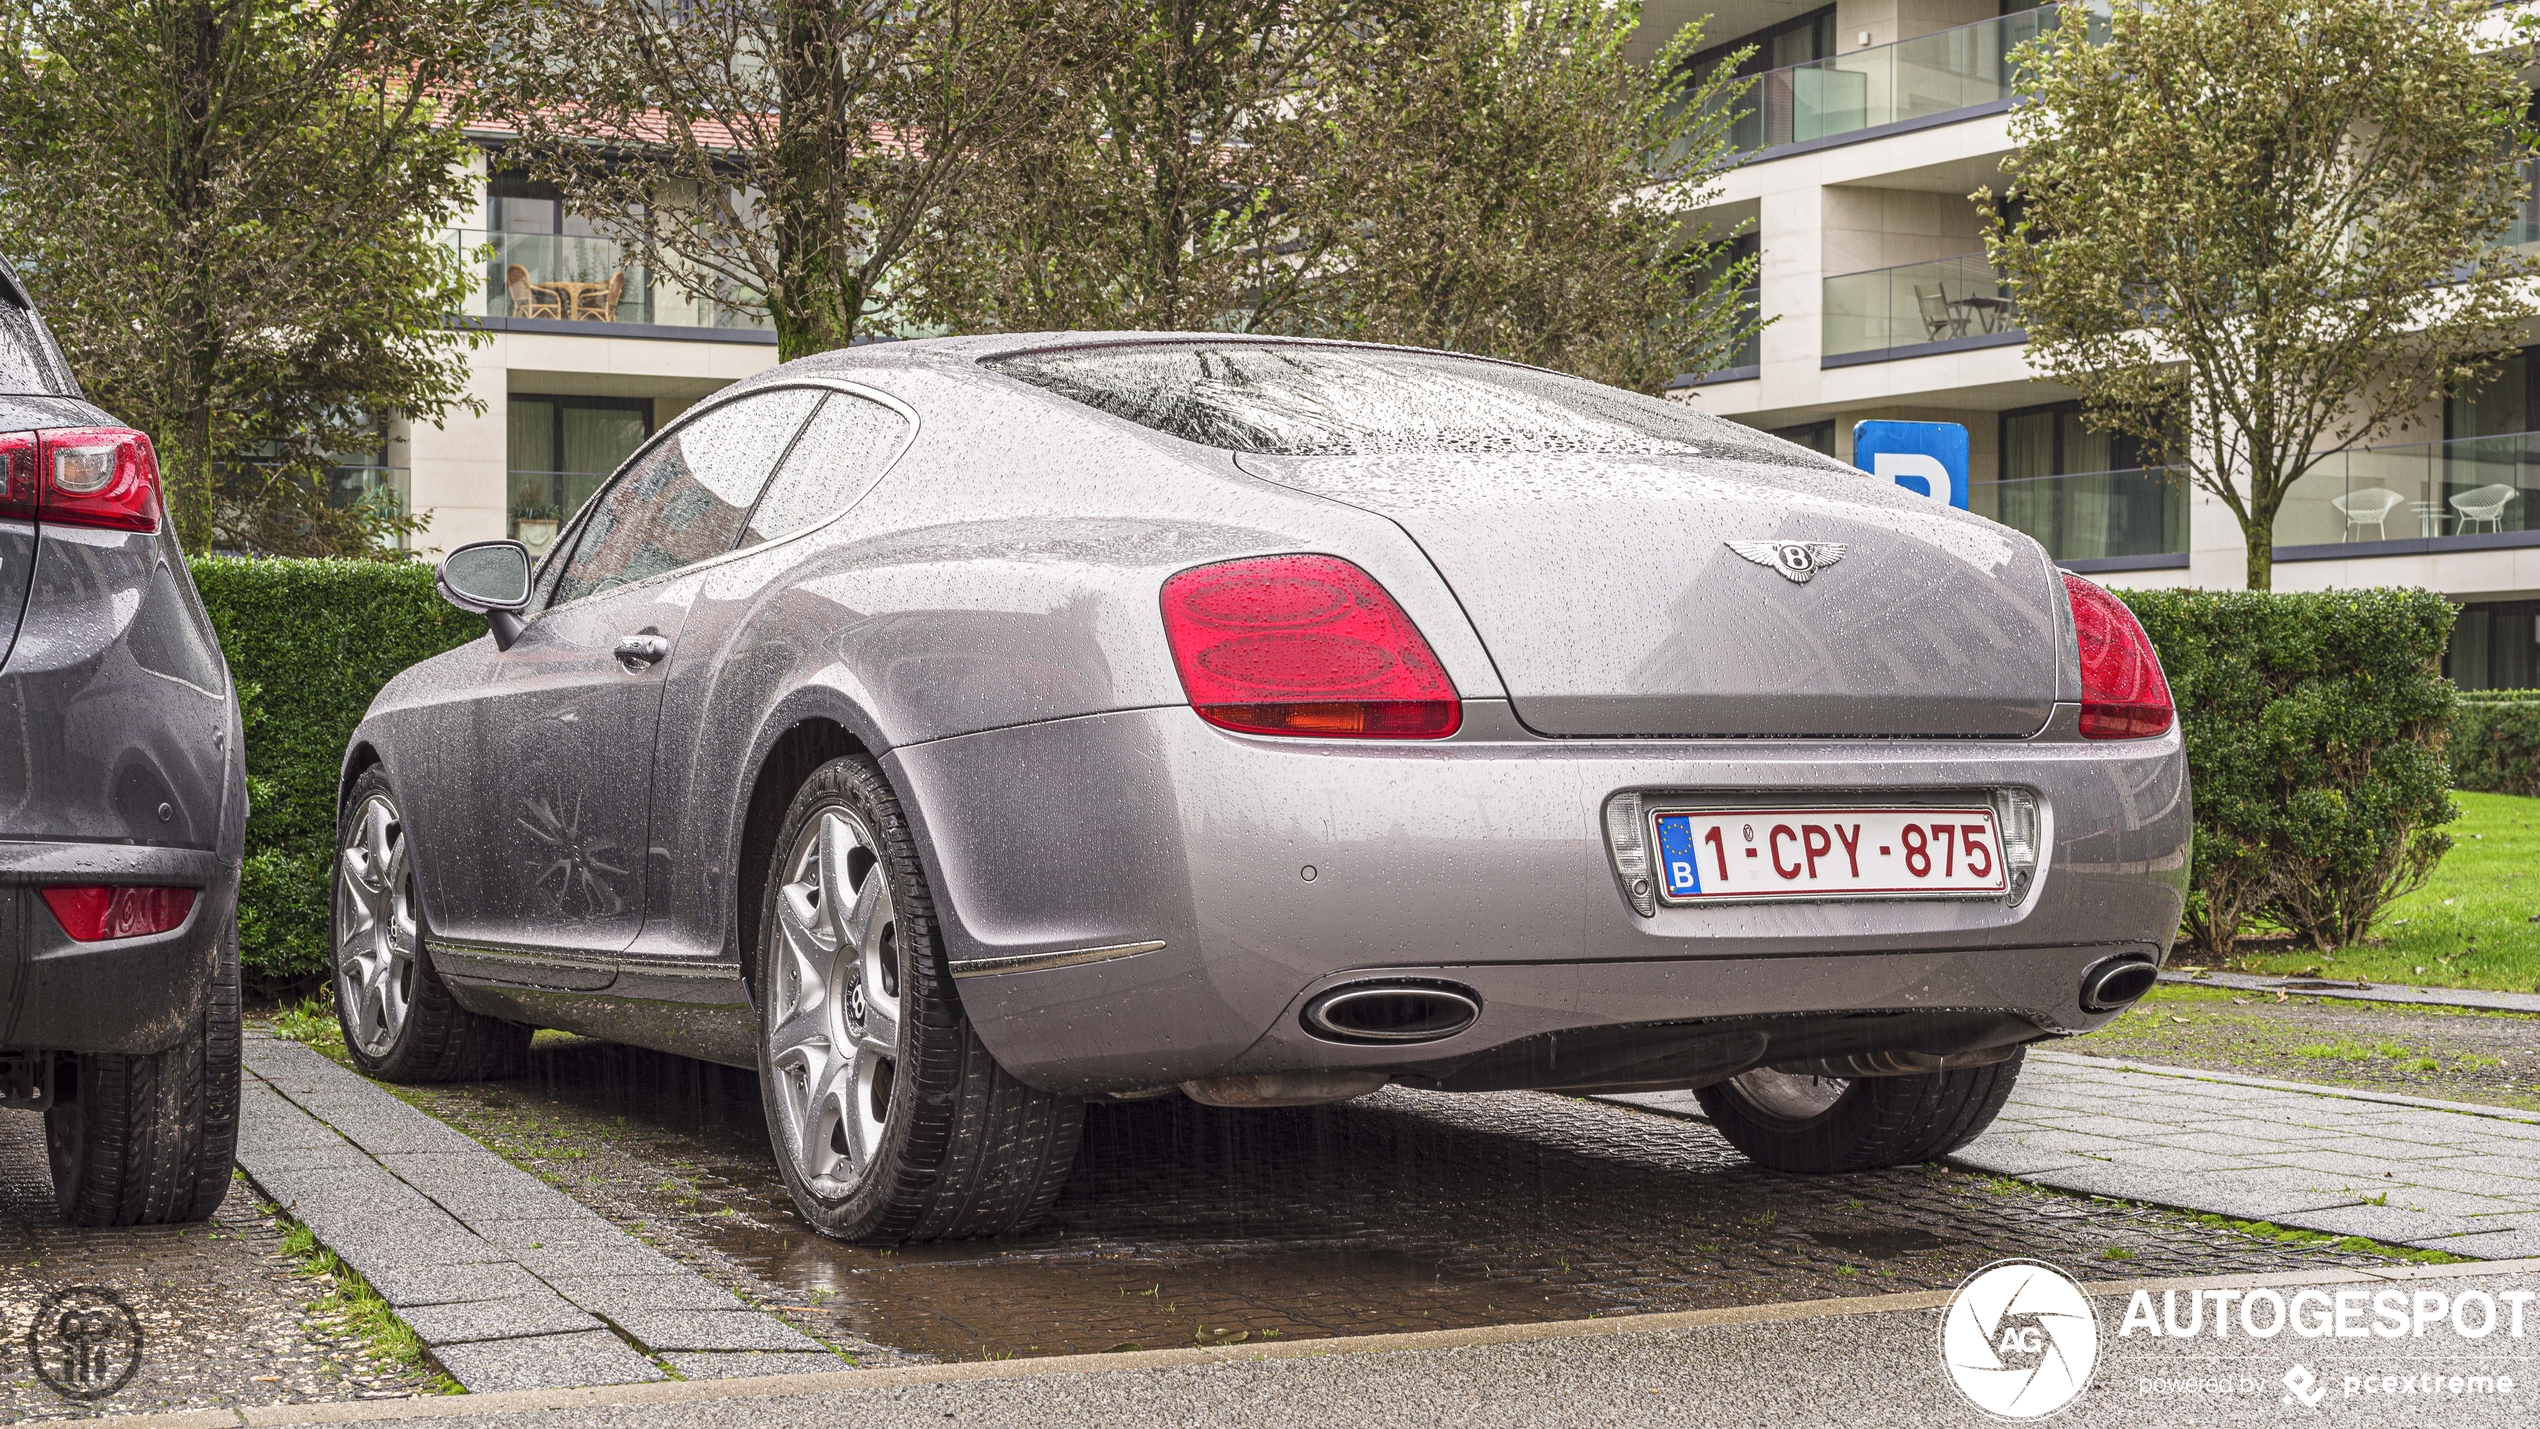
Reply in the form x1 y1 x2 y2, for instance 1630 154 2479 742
332 767 529 1083
754 755 1082 1242
47 914 242 1225
1695 1050 2026 1174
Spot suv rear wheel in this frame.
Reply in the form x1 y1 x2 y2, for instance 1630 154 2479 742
755 755 1082 1242
1695 1051 2025 1174
332 768 529 1082
47 916 241 1225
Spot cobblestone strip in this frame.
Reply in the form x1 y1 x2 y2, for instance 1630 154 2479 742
236 1034 842 1392
1953 1050 2540 1258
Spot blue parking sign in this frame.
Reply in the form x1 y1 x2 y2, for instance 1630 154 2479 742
1853 421 1969 510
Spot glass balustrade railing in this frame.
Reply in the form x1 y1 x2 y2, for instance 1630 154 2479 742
1823 252 2017 359
1712 4 2103 154
449 230 769 332
1972 467 2186 563
2274 433 2540 549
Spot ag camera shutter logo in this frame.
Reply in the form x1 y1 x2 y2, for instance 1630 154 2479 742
1939 1259 2101 1419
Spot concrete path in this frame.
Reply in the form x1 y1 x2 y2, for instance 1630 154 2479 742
2158 970 2540 1015
66 1260 2540 1429
237 1034 844 1392
1604 1050 2540 1260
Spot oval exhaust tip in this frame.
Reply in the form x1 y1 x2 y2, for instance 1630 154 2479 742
1302 983 1481 1044
2079 957 2159 1013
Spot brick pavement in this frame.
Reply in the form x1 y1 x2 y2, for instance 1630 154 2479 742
238 1034 845 1392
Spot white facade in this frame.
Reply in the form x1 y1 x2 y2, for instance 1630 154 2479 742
1646 0 2540 685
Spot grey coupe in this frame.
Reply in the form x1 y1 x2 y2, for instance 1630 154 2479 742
340 335 2185 1242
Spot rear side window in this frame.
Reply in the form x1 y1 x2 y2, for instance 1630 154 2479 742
545 387 822 607
0 265 79 396
741 392 909 544
984 342 1838 465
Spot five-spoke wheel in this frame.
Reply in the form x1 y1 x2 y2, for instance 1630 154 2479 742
766 806 902 1195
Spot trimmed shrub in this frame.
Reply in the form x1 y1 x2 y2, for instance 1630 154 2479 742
2451 690 2540 797
2120 588 2457 957
190 557 482 992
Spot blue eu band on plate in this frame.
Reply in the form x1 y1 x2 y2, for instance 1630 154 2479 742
1651 806 2007 902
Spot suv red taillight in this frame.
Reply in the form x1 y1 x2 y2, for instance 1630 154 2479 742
2064 572 2173 739
1160 554 1461 738
34 427 162 532
42 885 196 942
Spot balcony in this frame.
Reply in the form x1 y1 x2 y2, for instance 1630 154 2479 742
2274 433 2540 559
450 230 770 336
1974 467 2187 571
1823 252 2020 365
1717 4 2102 156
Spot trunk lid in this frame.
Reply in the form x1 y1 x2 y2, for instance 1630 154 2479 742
1237 452 2066 738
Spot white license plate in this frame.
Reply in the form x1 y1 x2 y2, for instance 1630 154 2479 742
1650 806 2007 902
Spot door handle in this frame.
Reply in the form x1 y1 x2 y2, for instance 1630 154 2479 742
614 633 671 672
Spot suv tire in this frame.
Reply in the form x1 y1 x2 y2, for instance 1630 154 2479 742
47 915 242 1225
755 755 1082 1242
1695 1050 2026 1174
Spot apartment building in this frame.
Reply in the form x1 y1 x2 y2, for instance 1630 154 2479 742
380 155 781 565
1642 0 2540 688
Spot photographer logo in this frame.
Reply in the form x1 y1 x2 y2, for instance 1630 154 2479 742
27 1286 144 1401
1940 1259 2101 1419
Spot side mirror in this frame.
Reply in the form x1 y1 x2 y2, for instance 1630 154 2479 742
436 539 533 650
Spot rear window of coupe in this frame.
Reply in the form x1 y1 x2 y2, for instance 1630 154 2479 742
984 343 1836 465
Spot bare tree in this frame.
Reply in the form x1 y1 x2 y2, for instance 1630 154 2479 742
488 0 1070 359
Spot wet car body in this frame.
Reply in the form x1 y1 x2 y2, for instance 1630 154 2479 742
0 257 246 1225
349 334 2187 1226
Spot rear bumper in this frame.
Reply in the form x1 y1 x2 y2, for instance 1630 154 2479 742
0 840 238 1055
887 700 2189 1096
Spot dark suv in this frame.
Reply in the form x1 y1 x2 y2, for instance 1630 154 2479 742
0 255 246 1225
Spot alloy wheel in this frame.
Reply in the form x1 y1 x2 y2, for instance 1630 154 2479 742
767 806 903 1196
1723 1066 1850 1120
335 794 417 1057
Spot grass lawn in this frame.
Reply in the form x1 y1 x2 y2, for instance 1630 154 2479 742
2220 790 2540 993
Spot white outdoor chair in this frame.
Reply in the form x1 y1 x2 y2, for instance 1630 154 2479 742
2330 487 2406 540
2450 483 2520 534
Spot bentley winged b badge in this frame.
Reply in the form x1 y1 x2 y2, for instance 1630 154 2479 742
1727 539 1847 584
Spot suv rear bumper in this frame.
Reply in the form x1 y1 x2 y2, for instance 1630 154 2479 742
0 840 239 1056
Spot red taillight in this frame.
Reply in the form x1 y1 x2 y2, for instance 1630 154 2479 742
2064 573 2173 739
1160 554 1461 738
36 427 161 532
42 885 197 942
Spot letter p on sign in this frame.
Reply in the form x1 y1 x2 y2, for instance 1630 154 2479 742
1853 421 1969 510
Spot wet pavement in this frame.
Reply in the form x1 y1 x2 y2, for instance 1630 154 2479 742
372 1033 2412 1363
0 1109 439 1422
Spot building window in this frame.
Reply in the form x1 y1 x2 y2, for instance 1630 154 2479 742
2447 348 2535 440
1690 5 1837 79
1999 401 2155 479
508 395 655 556
2448 601 2540 690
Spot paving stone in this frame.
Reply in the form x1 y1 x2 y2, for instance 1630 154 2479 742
507 1237 700 1281
2273 1205 2493 1243
2412 1227 2540 1258
427 1329 666 1392
399 1292 603 1346
1941 1142 2095 1179
545 1272 750 1314
379 1152 597 1224
471 1211 647 1252
662 1351 852 1379
606 1309 828 1352
363 1260 556 1308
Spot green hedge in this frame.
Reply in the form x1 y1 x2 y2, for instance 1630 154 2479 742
191 557 482 992
2451 689 2540 797
2120 587 2458 957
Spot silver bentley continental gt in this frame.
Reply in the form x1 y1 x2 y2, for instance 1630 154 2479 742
336 335 2186 1242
